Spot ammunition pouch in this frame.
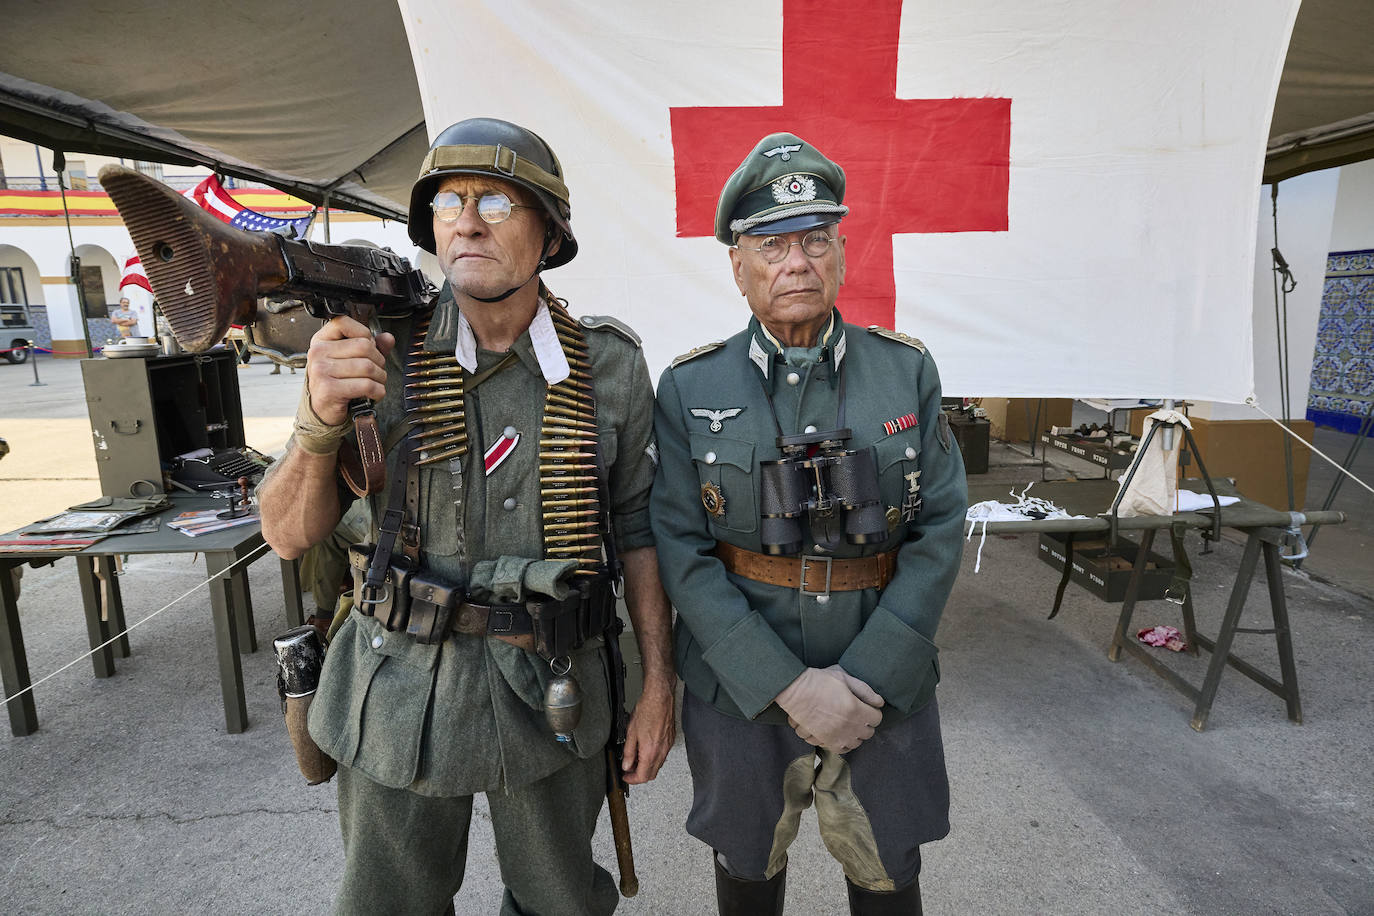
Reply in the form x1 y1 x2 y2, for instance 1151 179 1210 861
348 542 617 658
407 573 459 645
349 543 415 632
531 576 617 659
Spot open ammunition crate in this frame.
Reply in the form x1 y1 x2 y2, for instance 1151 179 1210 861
1036 532 1174 603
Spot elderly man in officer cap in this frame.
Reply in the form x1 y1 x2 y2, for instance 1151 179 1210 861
651 133 967 914
259 118 675 915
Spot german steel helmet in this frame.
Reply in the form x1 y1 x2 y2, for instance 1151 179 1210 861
408 117 577 268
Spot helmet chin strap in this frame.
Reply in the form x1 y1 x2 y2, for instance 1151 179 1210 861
469 226 556 304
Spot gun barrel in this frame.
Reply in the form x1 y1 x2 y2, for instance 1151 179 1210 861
98 165 289 351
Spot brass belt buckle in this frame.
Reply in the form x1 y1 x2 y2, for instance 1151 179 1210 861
799 555 833 597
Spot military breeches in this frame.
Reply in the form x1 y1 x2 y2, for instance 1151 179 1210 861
333 755 617 916
682 689 949 892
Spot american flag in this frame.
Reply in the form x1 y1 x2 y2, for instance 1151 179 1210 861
120 175 316 291
187 174 314 236
117 253 151 293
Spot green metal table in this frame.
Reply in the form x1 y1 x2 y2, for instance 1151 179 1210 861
0 495 304 737
966 479 1347 730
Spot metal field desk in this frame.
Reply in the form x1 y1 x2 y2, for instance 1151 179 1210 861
966 479 1346 730
0 495 304 737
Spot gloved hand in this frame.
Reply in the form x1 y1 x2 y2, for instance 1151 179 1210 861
775 666 884 753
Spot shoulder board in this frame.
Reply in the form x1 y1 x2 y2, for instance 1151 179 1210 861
867 326 926 353
578 314 641 347
671 341 725 368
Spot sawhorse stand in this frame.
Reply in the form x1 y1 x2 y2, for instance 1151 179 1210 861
1108 523 1301 732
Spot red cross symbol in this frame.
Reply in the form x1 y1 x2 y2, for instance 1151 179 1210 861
670 0 1010 329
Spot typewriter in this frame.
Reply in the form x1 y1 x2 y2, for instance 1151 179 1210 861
170 446 274 491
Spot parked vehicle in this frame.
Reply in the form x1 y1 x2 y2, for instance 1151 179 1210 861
1 304 37 364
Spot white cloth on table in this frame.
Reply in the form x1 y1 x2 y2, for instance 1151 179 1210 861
1175 490 1240 512
964 483 1087 572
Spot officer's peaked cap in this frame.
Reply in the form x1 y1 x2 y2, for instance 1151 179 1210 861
714 132 848 244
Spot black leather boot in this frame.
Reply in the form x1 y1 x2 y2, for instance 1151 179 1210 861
714 857 786 916
846 877 922 915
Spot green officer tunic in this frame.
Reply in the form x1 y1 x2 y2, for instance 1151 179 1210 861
299 287 658 797
651 311 968 726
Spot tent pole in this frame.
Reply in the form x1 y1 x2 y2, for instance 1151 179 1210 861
1270 182 1297 512
55 150 94 359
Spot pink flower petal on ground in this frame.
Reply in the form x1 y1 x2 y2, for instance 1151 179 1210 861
1138 625 1182 648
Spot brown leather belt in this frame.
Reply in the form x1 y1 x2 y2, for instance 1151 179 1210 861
450 602 536 651
359 594 535 651
712 542 898 594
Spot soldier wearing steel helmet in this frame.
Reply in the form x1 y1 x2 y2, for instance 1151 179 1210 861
651 132 967 914
259 118 675 915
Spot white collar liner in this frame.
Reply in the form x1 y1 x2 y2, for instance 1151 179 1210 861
454 301 571 386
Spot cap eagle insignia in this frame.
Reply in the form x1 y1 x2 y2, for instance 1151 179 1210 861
761 143 803 161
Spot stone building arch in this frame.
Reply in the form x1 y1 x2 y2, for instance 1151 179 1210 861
0 245 45 306
0 244 49 351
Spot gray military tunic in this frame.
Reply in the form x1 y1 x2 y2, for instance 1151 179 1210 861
653 312 967 722
651 311 966 888
304 291 656 796
277 290 655 915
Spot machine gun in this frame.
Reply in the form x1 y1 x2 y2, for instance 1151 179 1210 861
98 165 437 494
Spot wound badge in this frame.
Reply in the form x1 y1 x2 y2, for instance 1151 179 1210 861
771 174 817 204
701 481 726 518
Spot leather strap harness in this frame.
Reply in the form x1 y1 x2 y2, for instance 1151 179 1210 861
351 293 618 657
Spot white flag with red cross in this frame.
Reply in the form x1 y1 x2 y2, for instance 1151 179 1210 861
397 0 1299 403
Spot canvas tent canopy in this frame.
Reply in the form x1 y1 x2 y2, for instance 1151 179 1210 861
0 0 424 219
3 0 1370 219
1265 1 1374 182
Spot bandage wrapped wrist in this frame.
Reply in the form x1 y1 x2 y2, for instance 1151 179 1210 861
292 380 349 455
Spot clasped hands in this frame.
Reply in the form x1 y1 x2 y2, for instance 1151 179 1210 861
775 665 885 754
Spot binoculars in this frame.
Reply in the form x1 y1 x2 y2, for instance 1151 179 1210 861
759 428 886 555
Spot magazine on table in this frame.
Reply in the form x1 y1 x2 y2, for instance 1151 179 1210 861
0 535 104 553
166 509 260 537
24 510 143 535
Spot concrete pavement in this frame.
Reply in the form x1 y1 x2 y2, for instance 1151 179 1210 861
1 354 1370 914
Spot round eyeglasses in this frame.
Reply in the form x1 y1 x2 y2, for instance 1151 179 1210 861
430 190 536 224
735 230 838 263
